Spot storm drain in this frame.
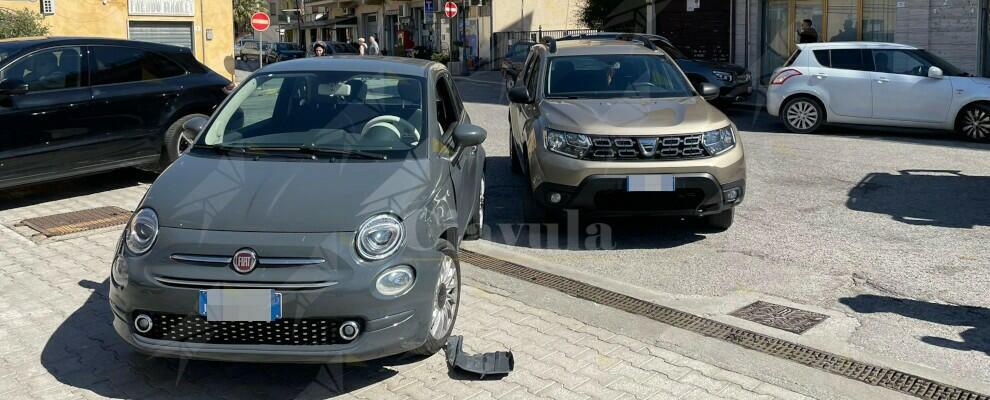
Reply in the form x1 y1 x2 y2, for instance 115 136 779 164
730 301 828 334
18 206 131 237
460 250 988 400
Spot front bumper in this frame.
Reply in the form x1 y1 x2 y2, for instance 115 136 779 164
109 228 443 363
531 143 745 216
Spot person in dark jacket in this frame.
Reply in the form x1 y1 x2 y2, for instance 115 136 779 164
799 19 819 44
313 41 327 57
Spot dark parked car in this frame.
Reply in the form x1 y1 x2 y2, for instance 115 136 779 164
0 37 231 189
110 57 487 362
266 42 306 63
238 41 271 62
558 33 752 104
500 41 535 90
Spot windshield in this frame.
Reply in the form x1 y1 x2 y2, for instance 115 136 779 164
196 71 426 157
546 54 695 99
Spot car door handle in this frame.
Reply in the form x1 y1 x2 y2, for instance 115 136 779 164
876 78 890 84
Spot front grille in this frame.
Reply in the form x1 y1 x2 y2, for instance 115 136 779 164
594 189 705 211
134 312 355 346
584 134 709 161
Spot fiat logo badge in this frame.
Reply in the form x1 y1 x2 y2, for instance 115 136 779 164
231 248 258 274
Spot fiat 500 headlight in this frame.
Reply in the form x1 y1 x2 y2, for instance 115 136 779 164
702 126 736 155
125 208 159 255
356 213 404 261
545 129 592 159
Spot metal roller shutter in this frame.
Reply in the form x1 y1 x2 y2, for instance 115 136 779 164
128 21 194 50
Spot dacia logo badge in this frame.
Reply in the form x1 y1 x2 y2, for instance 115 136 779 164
232 248 258 274
637 138 658 157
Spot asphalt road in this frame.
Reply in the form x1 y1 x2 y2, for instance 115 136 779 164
455 72 990 385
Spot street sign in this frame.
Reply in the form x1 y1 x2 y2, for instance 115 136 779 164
444 1 457 18
425 0 435 14
251 12 271 32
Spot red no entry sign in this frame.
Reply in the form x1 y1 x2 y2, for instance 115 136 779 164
251 12 271 31
444 1 458 18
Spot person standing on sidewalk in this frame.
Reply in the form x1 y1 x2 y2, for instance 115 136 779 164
357 38 368 55
368 35 381 56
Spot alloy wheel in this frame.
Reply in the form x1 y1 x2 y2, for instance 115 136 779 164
786 100 819 131
429 254 459 340
962 108 990 140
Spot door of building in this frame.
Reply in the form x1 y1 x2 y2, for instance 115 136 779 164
128 21 194 50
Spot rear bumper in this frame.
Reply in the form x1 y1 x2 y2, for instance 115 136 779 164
534 174 745 216
719 82 753 102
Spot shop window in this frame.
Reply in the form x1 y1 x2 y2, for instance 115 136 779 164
862 0 896 42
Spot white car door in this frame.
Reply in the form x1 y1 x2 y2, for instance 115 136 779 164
813 49 874 119
870 49 953 123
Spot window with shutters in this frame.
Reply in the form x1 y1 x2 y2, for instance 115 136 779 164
41 0 55 15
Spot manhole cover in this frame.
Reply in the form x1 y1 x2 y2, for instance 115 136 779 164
19 206 131 237
730 301 828 334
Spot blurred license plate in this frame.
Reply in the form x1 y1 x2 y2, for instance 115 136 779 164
198 289 282 322
627 175 675 192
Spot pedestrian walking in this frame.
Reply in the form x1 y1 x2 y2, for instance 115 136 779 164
312 41 327 57
368 35 380 56
798 19 819 44
357 38 368 55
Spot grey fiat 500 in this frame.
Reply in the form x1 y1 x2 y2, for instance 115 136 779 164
109 57 487 362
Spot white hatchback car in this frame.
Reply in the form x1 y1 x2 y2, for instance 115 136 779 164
767 42 990 141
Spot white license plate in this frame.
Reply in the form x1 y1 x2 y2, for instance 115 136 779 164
627 175 676 192
198 289 282 322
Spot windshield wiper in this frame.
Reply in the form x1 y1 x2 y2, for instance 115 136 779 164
245 145 388 160
201 144 313 159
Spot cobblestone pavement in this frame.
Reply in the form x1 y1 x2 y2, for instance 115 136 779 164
0 171 817 399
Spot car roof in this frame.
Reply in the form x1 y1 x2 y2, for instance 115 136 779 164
549 39 666 57
0 36 190 53
797 41 918 50
260 56 439 77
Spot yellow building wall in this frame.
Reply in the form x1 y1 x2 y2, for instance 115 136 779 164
493 0 588 33
0 0 234 80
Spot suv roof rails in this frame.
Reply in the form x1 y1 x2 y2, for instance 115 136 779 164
540 36 557 53
614 33 659 51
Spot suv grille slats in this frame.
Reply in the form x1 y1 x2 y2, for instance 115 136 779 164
584 134 709 161
134 312 353 346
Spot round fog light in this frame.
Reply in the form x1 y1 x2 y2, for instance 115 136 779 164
339 321 360 340
549 192 562 204
724 188 740 202
134 314 153 334
375 266 415 297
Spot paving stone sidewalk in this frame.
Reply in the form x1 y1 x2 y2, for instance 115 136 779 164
0 174 814 399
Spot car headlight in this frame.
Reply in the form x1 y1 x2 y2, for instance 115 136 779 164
545 129 591 158
712 70 734 82
356 214 404 261
702 126 736 155
125 208 159 255
375 266 415 296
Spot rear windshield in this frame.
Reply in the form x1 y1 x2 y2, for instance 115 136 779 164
546 54 694 99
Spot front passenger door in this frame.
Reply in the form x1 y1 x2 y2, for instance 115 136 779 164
870 49 953 123
436 74 474 230
0 46 92 185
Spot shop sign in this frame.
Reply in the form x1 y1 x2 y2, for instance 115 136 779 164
129 0 194 16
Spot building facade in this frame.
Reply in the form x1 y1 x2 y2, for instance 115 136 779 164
0 0 235 79
734 0 988 87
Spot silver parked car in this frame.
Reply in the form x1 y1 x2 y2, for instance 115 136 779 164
767 42 990 141
109 57 487 363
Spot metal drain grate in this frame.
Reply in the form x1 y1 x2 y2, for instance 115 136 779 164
459 250 988 400
19 206 131 237
730 301 828 334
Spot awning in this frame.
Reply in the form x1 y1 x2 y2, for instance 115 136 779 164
328 16 357 28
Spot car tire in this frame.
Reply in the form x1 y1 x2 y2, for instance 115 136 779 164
781 96 824 134
704 208 734 231
161 114 208 170
956 103 990 142
463 176 485 241
409 239 461 356
509 138 523 175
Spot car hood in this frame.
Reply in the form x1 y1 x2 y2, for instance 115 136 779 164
144 154 436 233
540 97 731 136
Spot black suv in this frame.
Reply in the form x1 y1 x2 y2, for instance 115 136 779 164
0 37 231 189
559 33 752 104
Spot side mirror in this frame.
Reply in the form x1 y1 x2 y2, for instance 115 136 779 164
0 79 29 96
927 66 944 79
697 82 719 101
508 85 532 104
453 123 487 148
182 116 209 137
